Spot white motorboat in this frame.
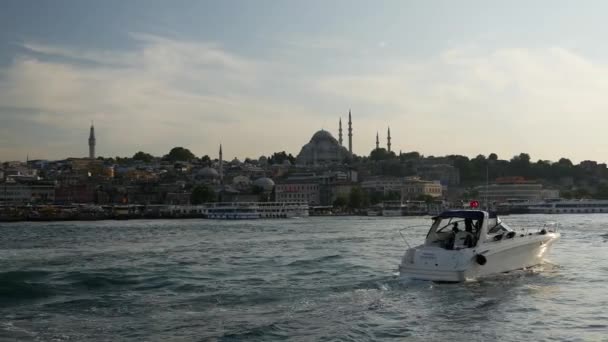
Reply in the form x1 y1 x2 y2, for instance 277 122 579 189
398 210 560 282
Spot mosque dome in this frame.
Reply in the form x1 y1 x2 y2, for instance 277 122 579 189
198 167 219 178
253 177 275 191
296 129 350 166
310 130 338 143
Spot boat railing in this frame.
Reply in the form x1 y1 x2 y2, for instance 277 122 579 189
398 225 428 249
514 222 559 235
542 222 559 233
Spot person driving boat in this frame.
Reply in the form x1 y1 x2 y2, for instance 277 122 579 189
454 218 476 248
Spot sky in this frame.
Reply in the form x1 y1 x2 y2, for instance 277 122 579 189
2 0 608 163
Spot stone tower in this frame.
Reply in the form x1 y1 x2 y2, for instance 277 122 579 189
219 144 223 184
88 123 96 159
387 127 392 153
376 132 380 150
348 110 353 154
338 118 343 146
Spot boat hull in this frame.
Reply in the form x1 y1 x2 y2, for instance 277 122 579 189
399 232 559 282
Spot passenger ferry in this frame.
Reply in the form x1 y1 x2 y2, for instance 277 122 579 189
381 201 439 216
255 202 309 219
528 199 608 214
205 202 309 219
382 201 405 216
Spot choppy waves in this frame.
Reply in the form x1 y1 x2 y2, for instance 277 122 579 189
1 216 607 341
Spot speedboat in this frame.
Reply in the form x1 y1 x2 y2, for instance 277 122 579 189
398 210 560 282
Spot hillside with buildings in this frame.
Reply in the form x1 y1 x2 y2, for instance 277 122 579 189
3 118 608 218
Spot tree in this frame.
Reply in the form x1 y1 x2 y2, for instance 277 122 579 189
165 147 195 162
349 187 366 209
370 148 396 161
369 191 384 205
200 155 211 166
558 158 573 168
416 194 436 204
384 191 401 201
400 151 421 160
190 185 215 204
268 151 296 165
133 151 154 162
333 196 348 208
488 153 498 161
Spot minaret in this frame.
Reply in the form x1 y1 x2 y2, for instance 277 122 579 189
338 118 343 146
88 122 96 159
375 132 380 150
387 127 392 153
219 144 223 184
348 110 353 154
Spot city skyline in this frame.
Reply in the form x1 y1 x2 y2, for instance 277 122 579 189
3 1 608 163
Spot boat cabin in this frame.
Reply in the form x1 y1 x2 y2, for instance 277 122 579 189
425 210 514 250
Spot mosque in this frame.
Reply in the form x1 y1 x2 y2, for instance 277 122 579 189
295 110 394 166
295 111 353 166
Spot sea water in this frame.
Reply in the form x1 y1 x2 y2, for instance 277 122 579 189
0 215 606 341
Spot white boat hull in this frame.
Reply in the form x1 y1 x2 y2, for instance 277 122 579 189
399 232 559 282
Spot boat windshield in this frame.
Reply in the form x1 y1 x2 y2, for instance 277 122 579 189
487 218 513 235
425 215 483 250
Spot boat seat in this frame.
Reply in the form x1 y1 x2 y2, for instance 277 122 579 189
454 231 475 249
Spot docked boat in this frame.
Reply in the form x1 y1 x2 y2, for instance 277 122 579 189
398 210 560 282
528 199 608 214
255 202 309 219
206 202 309 219
382 201 404 216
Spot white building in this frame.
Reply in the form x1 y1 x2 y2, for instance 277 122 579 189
275 181 320 205
0 181 56 204
401 177 443 200
475 178 559 203
360 177 403 194
361 176 444 199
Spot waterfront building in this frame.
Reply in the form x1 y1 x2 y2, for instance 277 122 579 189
401 177 443 200
360 176 403 194
275 179 320 205
475 177 559 203
54 184 95 204
360 176 444 200
0 180 55 204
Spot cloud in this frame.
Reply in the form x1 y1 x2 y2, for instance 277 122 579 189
3 35 608 163
0 34 322 160
314 46 608 162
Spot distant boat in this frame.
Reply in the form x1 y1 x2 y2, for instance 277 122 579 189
382 201 404 217
528 199 608 214
205 202 309 219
